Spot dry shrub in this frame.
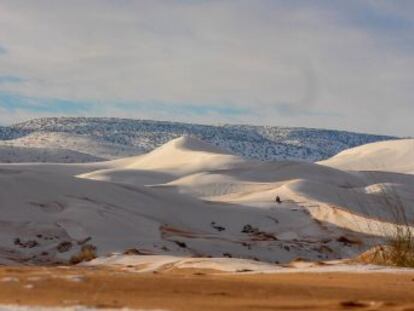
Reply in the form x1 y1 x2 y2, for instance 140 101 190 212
381 226 414 267
359 228 414 267
348 179 414 268
378 187 414 267
70 244 97 265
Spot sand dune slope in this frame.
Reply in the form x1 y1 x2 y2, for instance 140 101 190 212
319 139 414 173
1 136 414 266
0 165 354 265
80 136 247 184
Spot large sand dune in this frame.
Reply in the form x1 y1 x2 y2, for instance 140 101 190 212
319 139 414 173
0 136 413 266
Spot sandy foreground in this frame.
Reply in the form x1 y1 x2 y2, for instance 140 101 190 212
0 266 413 311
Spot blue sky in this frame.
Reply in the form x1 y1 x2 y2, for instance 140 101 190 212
0 0 413 135
0 75 24 84
0 92 91 113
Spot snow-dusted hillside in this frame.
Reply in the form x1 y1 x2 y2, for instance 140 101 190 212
0 145 103 163
0 132 142 161
0 117 396 163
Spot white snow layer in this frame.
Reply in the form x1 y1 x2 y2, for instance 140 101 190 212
0 136 413 267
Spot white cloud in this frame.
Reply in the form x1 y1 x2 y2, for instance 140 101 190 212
0 0 413 135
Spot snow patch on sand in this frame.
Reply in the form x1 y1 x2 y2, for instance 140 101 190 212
87 254 414 274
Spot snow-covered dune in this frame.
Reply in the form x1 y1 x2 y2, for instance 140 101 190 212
319 139 414 173
79 136 247 184
1 136 413 266
80 136 414 245
119 136 245 173
0 164 354 265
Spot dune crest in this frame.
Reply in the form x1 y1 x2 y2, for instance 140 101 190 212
319 139 414 173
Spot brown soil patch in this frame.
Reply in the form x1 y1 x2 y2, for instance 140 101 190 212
0 266 413 310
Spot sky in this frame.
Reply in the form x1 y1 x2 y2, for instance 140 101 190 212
0 0 413 136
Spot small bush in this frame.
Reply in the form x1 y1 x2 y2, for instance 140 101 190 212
379 186 414 267
361 226 414 268
57 241 73 253
356 181 414 268
69 244 97 265
383 226 414 267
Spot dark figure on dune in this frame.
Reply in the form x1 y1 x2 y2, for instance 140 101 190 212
275 195 282 204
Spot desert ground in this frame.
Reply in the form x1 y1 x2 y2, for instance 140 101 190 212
0 265 414 311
